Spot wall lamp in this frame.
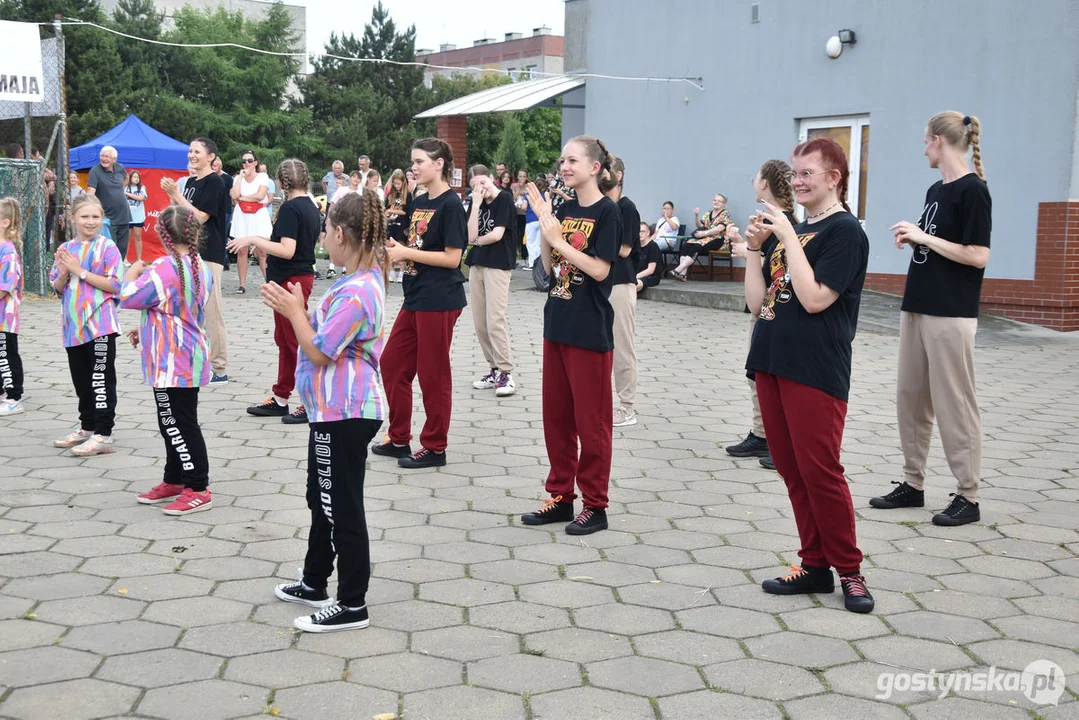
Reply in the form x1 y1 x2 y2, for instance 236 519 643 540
826 29 857 59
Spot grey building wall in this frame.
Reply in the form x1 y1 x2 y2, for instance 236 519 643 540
564 0 1079 280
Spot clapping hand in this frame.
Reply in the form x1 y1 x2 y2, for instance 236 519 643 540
260 281 306 321
525 183 563 251
385 238 408 264
890 220 930 249
55 247 81 276
127 330 140 348
160 177 179 198
755 202 797 248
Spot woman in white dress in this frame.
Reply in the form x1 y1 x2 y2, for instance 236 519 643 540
230 150 272 293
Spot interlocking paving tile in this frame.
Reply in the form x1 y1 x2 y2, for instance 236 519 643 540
2 279 1078 719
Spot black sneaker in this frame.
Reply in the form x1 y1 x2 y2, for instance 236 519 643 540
761 565 835 595
759 454 775 470
282 405 309 425
869 481 925 509
565 507 608 535
247 397 288 417
371 438 412 458
840 574 875 613
274 580 333 608
932 494 980 526
398 448 446 469
520 496 575 525
726 432 769 458
293 602 369 633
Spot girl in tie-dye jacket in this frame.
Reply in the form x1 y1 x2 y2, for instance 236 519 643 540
48 195 122 456
0 198 25 416
122 206 215 517
262 190 388 633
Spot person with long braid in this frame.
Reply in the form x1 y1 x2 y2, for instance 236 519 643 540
0 197 25 416
265 190 388 632
230 159 320 425
122 206 214 515
870 112 991 527
726 160 798 469
746 138 874 613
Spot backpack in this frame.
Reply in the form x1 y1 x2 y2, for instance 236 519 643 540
532 258 548 292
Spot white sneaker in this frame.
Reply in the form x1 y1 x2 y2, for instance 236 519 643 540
71 434 116 456
0 398 24 416
54 428 93 448
494 372 516 397
613 407 637 427
472 368 498 390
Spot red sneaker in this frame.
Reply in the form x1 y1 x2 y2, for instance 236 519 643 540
137 482 184 505
161 488 213 516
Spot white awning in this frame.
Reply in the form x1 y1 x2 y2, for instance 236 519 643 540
415 76 585 118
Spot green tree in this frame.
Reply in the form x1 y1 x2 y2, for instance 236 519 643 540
426 73 512 169
519 107 562 176
495 115 527 177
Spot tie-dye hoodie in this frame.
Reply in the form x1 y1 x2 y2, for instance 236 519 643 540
49 236 122 347
0 240 21 334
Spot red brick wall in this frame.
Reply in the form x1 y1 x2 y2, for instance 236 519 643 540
865 200 1079 331
435 116 467 200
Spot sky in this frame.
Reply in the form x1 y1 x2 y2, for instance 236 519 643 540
298 0 566 57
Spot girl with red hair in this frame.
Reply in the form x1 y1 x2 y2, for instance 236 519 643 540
744 138 874 613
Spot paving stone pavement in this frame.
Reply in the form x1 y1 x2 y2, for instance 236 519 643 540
1 269 1077 720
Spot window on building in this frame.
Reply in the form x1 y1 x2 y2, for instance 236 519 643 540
798 115 870 221
525 65 537 80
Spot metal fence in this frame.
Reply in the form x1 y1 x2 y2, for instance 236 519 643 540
0 159 47 294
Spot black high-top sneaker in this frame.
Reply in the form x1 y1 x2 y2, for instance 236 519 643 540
869 481 925 509
932 494 980 526
521 496 575 525
761 565 835 595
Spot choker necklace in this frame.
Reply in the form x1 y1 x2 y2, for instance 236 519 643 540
806 202 840 220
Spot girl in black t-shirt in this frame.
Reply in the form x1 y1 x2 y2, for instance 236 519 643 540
744 138 873 614
725 160 797 469
519 136 620 536
870 112 991 528
635 222 662 291
385 170 412 284
228 159 320 424
604 155 642 428
371 138 467 469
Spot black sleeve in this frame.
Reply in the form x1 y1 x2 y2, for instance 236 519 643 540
442 195 467 250
492 192 515 230
813 219 869 295
592 202 621 262
403 192 413 218
644 242 661 266
960 182 992 248
272 202 301 242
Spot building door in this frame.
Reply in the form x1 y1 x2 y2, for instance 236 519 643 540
798 115 870 221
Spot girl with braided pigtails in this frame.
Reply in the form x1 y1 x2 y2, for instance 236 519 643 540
264 189 388 633
122 205 215 516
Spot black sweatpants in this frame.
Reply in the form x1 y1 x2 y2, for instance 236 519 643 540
0 332 23 401
302 418 382 608
65 334 117 435
153 388 210 492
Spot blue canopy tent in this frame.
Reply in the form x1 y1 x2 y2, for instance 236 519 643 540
68 114 189 170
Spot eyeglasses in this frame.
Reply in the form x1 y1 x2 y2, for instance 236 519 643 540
785 170 831 182
242 158 256 164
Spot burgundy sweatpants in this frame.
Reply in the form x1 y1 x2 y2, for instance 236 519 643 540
272 273 314 401
542 340 614 510
381 308 461 453
755 372 863 574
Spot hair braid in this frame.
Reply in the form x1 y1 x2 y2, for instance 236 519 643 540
758 160 795 214
159 218 186 299
0 197 21 255
362 189 389 286
967 116 985 180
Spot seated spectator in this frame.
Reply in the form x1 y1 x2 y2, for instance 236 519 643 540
652 201 681 251
636 222 662 292
668 194 732 281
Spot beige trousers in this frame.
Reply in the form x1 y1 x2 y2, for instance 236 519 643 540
610 283 638 409
205 261 228 375
469 266 513 373
747 314 764 437
897 311 981 500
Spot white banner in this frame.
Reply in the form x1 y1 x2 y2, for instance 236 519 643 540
0 20 45 103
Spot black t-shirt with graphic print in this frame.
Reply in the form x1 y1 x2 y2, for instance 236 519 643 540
543 197 622 352
183 172 228 265
466 189 516 270
901 174 992 318
611 196 642 285
267 197 319 284
746 211 869 402
402 189 467 312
